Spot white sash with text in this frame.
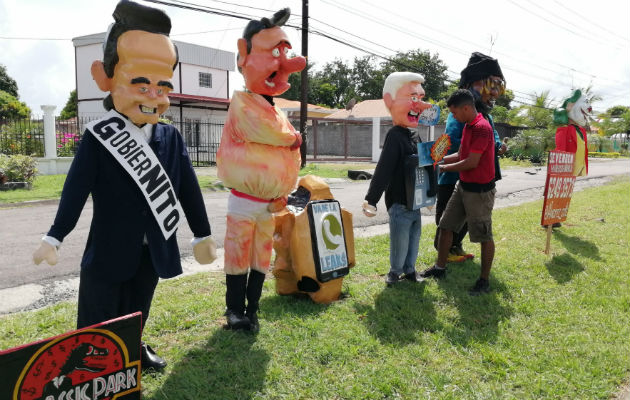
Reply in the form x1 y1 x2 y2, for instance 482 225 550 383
86 110 183 240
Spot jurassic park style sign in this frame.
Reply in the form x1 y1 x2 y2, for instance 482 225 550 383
541 151 576 226
0 312 142 400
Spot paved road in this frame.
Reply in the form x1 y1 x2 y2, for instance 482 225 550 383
0 158 628 313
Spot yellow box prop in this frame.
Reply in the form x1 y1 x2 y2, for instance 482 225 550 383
272 175 355 303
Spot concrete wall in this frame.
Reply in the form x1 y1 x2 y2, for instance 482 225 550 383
76 43 103 102
162 106 227 123
178 64 229 99
303 121 445 158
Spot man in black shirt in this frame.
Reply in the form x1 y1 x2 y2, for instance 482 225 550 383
363 71 433 285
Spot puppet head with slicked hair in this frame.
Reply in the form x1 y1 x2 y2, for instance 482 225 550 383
91 0 178 126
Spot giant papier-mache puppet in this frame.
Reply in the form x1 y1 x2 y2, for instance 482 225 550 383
362 72 437 285
216 8 306 331
32 0 216 371
553 89 591 176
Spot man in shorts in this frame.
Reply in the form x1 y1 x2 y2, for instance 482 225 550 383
420 89 497 295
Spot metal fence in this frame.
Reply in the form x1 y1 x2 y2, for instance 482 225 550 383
291 117 390 161
2 114 567 164
171 119 224 166
0 118 45 156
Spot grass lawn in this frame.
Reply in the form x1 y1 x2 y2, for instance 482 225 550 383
0 163 375 203
1 180 628 399
499 157 540 169
0 174 66 203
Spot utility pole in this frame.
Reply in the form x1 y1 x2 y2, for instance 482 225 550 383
299 0 309 167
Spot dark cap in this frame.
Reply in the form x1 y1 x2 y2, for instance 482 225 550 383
459 52 504 88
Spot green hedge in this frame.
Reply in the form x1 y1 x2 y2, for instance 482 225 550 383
0 154 38 183
588 151 621 158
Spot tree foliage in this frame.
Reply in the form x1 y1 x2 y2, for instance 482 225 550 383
596 106 630 136
59 89 78 120
379 50 448 101
0 90 31 119
279 50 448 109
508 91 554 128
495 89 514 109
0 64 19 98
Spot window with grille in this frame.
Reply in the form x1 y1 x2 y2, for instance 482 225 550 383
199 72 212 88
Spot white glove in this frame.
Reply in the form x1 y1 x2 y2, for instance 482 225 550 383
33 241 58 266
193 236 218 264
362 201 377 217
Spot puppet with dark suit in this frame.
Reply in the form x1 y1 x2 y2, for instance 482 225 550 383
32 0 217 371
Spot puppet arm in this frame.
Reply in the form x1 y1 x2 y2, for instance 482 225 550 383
192 236 218 264
33 241 58 265
33 131 98 266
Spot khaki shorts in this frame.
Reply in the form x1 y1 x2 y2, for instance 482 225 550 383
438 182 495 243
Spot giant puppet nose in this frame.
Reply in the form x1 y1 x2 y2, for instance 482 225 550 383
281 55 306 74
417 101 433 112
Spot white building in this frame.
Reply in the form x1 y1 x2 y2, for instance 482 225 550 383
72 33 234 123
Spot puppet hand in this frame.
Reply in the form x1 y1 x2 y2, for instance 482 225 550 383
290 133 302 150
268 197 288 213
33 241 58 266
362 201 377 217
193 236 217 264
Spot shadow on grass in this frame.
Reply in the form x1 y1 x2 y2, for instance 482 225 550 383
354 282 440 346
259 291 331 320
146 329 269 400
436 261 513 346
553 230 601 260
545 253 585 284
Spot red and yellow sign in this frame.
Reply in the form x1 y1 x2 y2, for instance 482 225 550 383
541 151 576 226
430 134 451 166
1 313 141 400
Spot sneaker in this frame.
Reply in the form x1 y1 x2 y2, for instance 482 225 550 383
451 246 474 260
401 271 425 283
469 278 490 296
419 265 446 279
385 272 400 286
446 253 467 263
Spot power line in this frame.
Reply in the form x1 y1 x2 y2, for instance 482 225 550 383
358 0 626 86
0 36 68 41
550 0 629 43
506 0 624 50
172 27 242 36
521 0 627 47
318 0 588 97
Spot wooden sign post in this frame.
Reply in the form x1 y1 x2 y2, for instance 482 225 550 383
541 151 576 254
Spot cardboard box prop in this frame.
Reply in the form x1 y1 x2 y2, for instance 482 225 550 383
273 175 355 304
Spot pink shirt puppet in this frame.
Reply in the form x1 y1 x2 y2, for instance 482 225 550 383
216 9 306 331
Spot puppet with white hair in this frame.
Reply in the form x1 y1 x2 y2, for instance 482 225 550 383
363 71 435 285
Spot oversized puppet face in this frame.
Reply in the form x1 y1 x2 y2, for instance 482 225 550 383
237 26 306 96
92 30 176 125
384 81 432 128
567 92 592 127
471 75 505 108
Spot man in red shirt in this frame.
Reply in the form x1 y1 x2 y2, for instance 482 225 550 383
420 89 497 295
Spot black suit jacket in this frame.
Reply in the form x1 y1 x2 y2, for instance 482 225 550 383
47 120 211 282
